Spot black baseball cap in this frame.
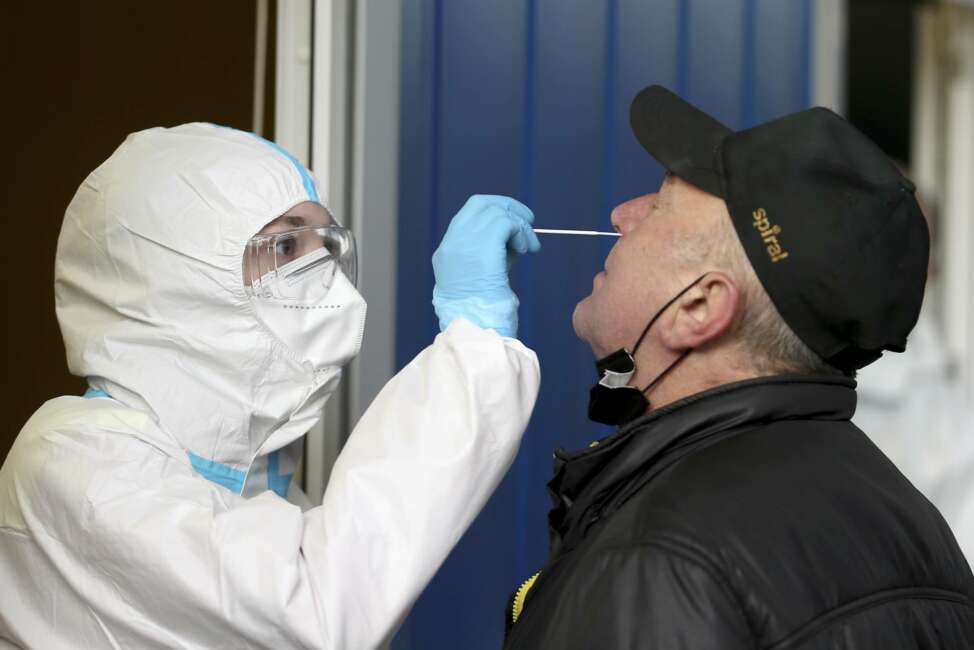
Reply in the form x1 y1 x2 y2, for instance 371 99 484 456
629 85 929 372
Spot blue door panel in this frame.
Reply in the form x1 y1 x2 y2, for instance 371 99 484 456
687 0 747 127
398 0 439 369
610 0 681 205
753 0 812 124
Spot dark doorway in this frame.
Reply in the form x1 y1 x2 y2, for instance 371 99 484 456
845 0 920 163
1 1 275 463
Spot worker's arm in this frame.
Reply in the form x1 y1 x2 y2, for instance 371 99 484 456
55 319 536 649
307 318 539 647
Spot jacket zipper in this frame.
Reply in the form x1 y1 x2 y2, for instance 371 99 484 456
511 571 542 625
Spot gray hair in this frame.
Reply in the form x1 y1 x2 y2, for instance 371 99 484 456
705 213 850 378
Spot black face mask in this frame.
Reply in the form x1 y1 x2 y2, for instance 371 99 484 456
587 274 709 426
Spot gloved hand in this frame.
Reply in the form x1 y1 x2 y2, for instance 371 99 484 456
432 195 541 338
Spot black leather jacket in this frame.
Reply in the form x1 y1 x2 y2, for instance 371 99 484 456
503 376 974 649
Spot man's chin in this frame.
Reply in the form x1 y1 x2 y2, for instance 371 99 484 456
572 298 594 345
573 297 613 358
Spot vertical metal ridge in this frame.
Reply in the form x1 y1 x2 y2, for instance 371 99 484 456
800 0 813 108
601 0 619 227
514 0 539 584
677 0 691 97
742 0 757 127
430 0 444 250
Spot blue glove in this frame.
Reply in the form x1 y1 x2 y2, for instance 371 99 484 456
432 195 541 338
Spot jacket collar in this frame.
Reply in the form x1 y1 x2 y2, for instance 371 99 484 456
547 375 857 554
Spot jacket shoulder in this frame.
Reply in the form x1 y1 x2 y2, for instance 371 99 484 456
588 418 974 645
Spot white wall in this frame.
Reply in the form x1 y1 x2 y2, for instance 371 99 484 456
812 0 847 113
914 3 974 402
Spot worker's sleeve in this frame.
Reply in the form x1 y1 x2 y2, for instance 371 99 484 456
305 318 540 647
517 541 753 650
70 318 538 649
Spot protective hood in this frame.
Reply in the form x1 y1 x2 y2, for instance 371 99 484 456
54 123 359 498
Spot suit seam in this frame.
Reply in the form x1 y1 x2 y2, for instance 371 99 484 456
602 537 759 649
0 526 30 538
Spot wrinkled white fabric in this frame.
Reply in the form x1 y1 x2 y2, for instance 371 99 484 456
854 297 974 560
0 123 540 649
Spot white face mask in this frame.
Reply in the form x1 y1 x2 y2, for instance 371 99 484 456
243 240 366 498
252 266 368 374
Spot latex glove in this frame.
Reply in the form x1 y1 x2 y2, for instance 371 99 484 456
432 195 541 338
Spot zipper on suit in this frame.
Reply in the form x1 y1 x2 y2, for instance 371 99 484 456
511 571 542 625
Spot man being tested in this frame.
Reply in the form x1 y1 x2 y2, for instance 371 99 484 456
502 86 974 648
0 124 540 649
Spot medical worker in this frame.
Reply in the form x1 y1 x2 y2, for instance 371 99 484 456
0 124 540 649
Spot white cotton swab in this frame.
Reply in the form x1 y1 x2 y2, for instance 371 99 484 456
533 228 620 237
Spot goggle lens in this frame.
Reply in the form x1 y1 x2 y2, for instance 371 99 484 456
245 226 357 300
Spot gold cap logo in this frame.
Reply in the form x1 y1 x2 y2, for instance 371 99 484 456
752 208 789 263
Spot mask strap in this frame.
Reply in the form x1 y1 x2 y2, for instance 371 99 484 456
630 273 710 356
640 349 691 394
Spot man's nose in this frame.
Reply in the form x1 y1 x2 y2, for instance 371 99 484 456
610 193 656 236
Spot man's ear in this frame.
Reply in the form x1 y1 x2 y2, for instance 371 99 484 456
658 272 740 351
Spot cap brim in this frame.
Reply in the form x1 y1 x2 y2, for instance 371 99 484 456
630 85 733 198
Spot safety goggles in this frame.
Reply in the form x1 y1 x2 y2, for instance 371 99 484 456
244 225 357 301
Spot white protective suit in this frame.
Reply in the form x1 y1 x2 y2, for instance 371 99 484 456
0 124 540 649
